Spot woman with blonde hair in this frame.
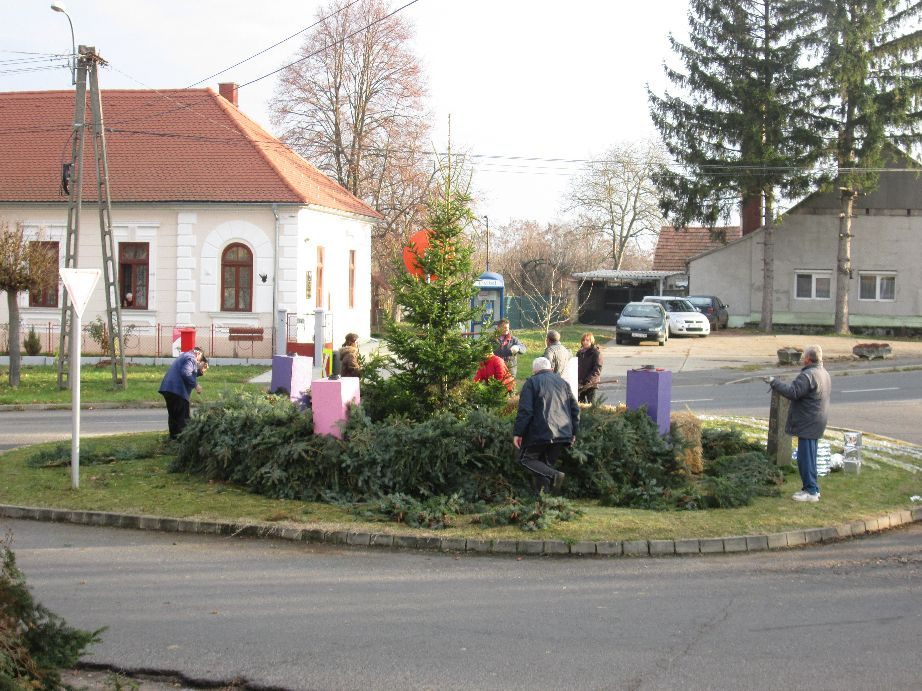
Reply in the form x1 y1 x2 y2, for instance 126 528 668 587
576 332 603 403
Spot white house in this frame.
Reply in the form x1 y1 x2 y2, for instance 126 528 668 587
0 83 381 358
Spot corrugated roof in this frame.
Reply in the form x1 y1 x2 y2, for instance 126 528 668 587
572 270 682 281
652 226 742 271
0 88 380 219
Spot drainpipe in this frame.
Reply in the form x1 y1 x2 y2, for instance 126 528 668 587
272 204 280 355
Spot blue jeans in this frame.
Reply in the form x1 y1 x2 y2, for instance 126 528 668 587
797 437 819 495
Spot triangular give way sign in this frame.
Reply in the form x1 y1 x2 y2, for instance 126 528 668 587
59 268 101 318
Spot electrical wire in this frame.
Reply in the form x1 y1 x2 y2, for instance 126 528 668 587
238 0 423 89
184 0 363 88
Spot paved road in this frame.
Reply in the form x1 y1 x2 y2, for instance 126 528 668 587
6 517 922 690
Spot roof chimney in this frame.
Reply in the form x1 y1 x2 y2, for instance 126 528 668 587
218 82 238 107
741 193 762 235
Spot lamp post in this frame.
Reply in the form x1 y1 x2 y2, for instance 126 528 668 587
50 0 76 85
482 214 490 271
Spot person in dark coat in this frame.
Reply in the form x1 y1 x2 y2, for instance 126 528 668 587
764 344 831 502
339 333 362 378
158 346 206 440
513 357 580 497
493 319 526 386
576 332 603 404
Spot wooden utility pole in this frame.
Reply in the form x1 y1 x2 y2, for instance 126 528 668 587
57 45 126 389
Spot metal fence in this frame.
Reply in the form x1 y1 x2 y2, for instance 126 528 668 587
3 321 275 359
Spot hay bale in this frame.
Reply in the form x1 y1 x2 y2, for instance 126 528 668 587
671 412 703 474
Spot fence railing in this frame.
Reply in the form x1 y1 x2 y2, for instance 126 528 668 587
3 322 282 359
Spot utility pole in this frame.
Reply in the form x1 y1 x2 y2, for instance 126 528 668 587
482 215 490 271
57 45 126 390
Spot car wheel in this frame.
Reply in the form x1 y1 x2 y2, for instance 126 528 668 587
615 336 622 345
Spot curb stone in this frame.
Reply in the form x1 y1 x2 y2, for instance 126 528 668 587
1 504 920 557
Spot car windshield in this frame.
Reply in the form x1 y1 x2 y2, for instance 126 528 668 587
687 297 709 307
665 299 696 312
622 305 662 318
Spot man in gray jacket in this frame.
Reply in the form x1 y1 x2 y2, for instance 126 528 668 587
514 357 580 497
543 330 572 375
764 344 831 502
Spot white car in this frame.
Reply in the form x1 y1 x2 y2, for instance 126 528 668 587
642 296 711 337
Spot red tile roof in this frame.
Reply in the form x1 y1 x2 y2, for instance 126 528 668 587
652 225 742 271
0 88 380 219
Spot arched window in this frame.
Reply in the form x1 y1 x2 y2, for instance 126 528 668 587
221 243 253 311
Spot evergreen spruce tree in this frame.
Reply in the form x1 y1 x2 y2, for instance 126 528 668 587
801 0 922 334
379 155 492 416
648 0 821 331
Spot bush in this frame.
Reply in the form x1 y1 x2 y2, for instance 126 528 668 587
172 395 782 513
22 328 41 356
1 534 103 688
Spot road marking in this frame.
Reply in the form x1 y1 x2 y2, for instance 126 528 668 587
672 398 714 403
840 387 899 394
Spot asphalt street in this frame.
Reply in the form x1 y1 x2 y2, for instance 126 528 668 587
6 517 922 690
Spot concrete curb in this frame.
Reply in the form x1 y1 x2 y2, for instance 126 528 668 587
3 503 919 557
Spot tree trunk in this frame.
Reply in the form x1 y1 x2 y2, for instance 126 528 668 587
834 189 854 335
7 289 21 387
759 190 774 332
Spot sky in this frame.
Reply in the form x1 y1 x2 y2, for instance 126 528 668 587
2 0 690 226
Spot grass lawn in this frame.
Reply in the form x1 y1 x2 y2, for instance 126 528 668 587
2 425 919 542
0 364 269 406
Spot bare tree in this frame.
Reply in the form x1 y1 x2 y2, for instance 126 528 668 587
0 221 58 387
490 220 597 332
564 139 668 269
270 0 434 318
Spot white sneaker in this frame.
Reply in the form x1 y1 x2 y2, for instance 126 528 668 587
793 492 820 502
792 491 808 499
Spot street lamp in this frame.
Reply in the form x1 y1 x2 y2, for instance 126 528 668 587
482 215 490 271
50 0 76 85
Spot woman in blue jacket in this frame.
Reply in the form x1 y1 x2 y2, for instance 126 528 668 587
158 346 207 440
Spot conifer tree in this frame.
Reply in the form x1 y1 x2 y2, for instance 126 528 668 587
648 0 821 331
380 155 492 415
802 0 922 334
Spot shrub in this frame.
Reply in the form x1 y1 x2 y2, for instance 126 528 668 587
701 427 765 460
1 534 103 688
172 395 782 513
22 327 41 356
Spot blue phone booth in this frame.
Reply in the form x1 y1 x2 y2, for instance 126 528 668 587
471 272 505 334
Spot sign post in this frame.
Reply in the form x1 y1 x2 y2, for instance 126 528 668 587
59 268 101 489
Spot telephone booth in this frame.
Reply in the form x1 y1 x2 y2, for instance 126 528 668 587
471 272 505 334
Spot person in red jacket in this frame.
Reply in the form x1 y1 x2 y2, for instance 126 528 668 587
474 353 514 393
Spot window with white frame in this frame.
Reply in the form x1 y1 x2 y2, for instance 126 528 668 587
794 270 831 299
858 272 895 301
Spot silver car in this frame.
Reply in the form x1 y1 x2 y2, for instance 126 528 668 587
642 296 711 337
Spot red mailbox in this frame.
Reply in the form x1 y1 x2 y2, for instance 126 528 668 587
179 327 196 352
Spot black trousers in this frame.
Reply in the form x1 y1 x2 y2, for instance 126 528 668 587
161 392 190 440
519 442 566 496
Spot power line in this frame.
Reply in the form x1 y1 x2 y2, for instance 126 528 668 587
238 0 423 89
184 0 363 88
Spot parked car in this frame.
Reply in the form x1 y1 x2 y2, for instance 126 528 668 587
615 302 669 346
642 296 710 337
686 295 729 330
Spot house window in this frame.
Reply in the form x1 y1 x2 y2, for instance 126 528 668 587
348 250 356 309
119 242 149 309
28 241 59 307
859 272 895 301
794 271 831 300
316 246 325 309
221 243 253 311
